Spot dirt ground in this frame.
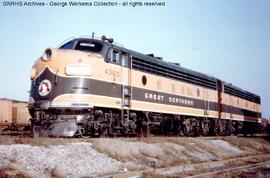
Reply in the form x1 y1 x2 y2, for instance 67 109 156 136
0 135 269 177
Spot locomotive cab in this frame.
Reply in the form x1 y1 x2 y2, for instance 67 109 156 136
28 37 118 137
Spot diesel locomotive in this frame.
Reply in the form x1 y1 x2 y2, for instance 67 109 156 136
28 35 262 137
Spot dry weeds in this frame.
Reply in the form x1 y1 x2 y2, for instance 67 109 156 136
0 167 29 178
91 136 251 171
0 136 80 146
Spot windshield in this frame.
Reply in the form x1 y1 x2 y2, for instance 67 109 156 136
59 40 103 53
59 41 74 49
74 40 103 52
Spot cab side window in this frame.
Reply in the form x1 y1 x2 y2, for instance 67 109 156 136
122 53 129 67
107 49 130 67
108 49 120 64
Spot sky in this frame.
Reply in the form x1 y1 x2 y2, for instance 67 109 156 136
0 0 269 118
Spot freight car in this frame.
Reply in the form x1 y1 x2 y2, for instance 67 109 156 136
28 35 262 137
257 118 270 134
0 98 31 131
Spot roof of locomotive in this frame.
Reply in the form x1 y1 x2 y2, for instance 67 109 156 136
111 41 217 82
59 37 260 102
59 38 216 82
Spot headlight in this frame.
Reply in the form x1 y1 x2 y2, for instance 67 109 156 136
41 48 54 61
65 64 92 76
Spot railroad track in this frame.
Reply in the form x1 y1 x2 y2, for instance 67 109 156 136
0 131 30 137
0 130 264 137
186 160 270 178
107 154 270 178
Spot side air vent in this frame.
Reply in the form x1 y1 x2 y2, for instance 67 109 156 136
132 57 217 90
224 85 260 104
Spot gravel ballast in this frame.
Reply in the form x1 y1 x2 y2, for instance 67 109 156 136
0 142 121 177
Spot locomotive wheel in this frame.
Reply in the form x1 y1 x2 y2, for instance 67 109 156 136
174 121 183 136
193 120 200 136
77 126 88 138
137 115 150 136
183 118 200 137
201 120 210 136
225 120 233 135
31 124 39 138
183 119 192 136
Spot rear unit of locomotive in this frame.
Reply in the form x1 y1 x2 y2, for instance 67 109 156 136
28 36 115 136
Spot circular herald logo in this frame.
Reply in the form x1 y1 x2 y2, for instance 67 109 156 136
38 79 52 96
